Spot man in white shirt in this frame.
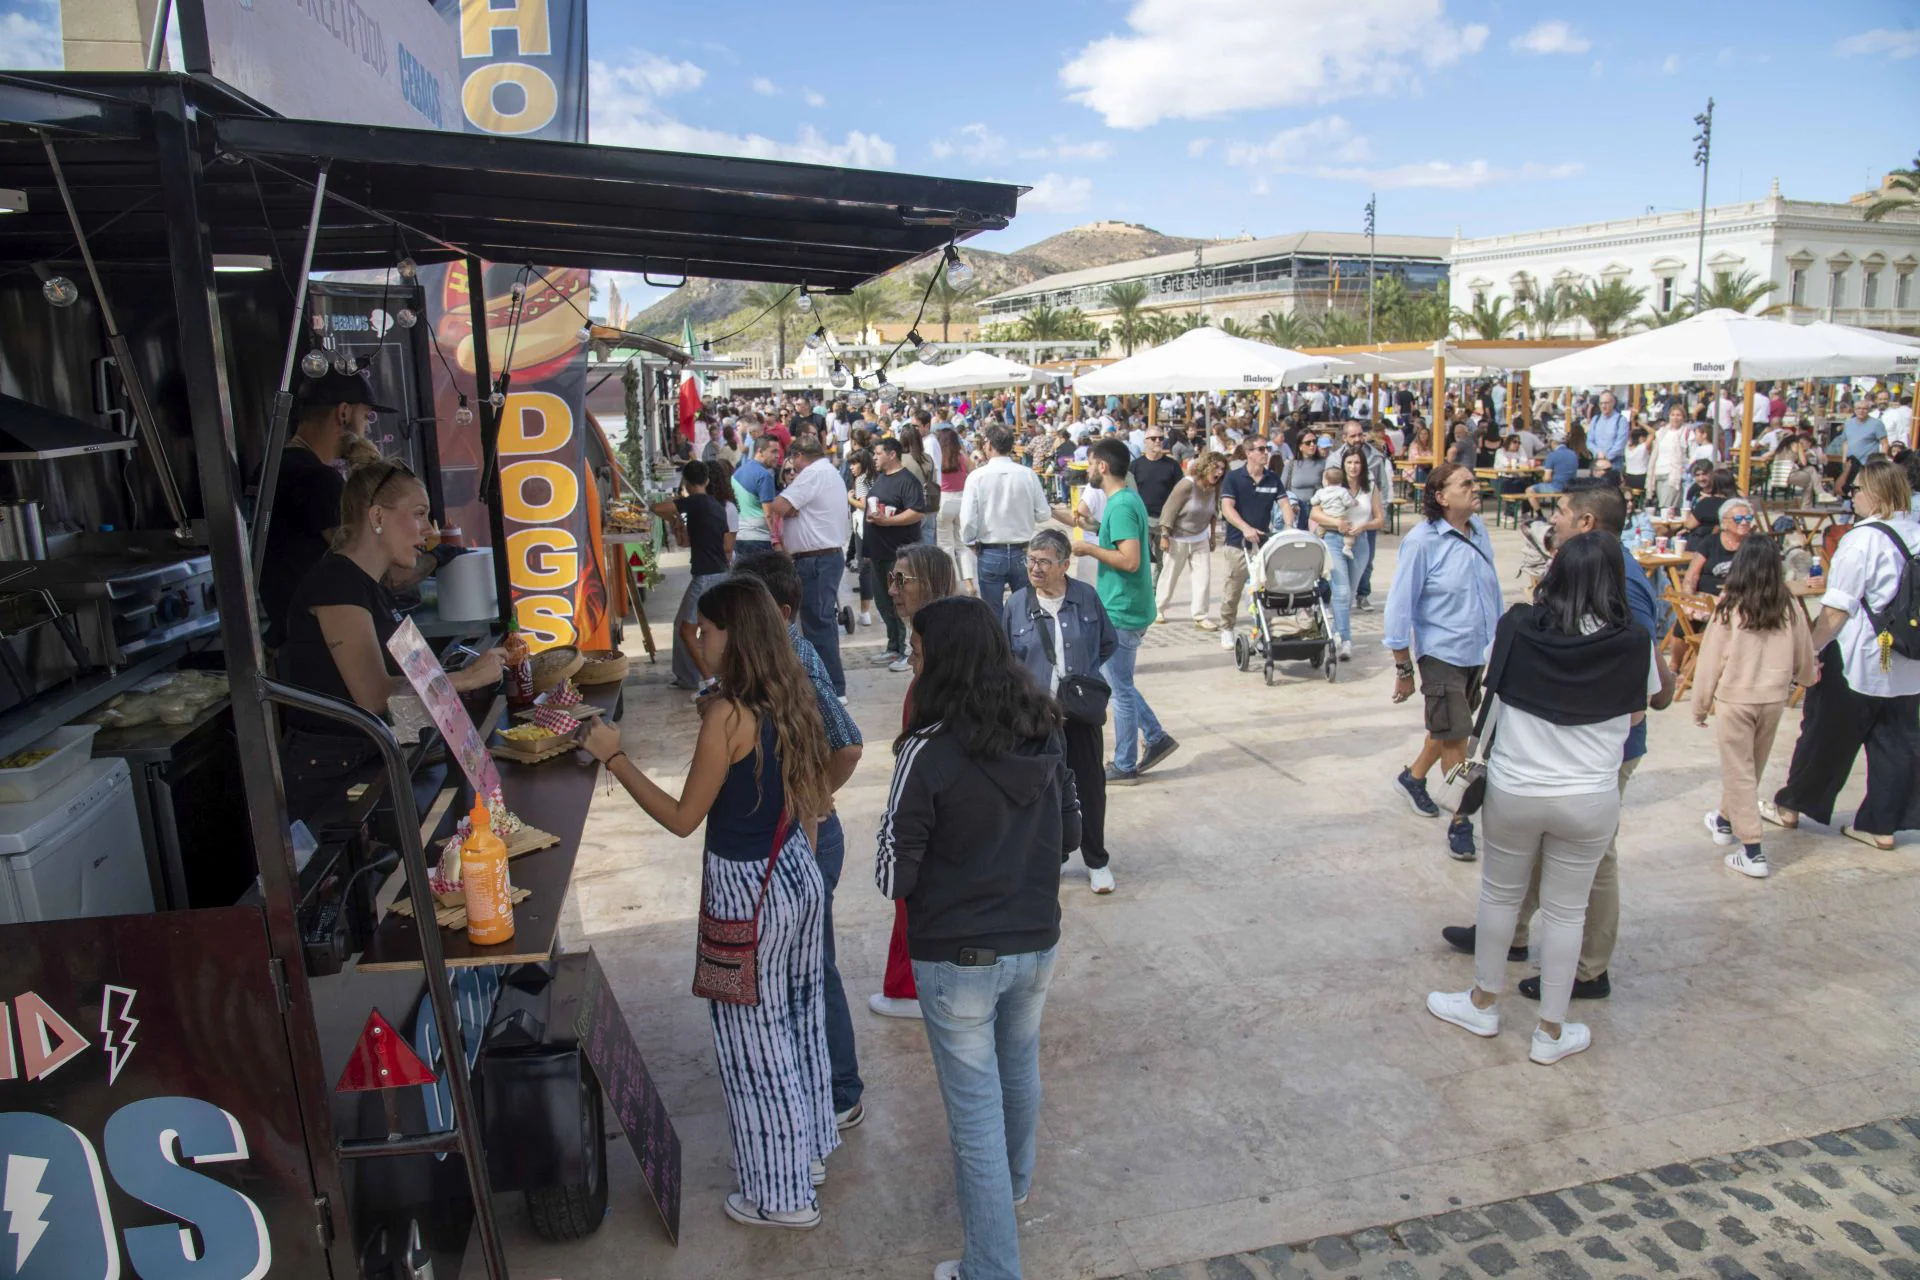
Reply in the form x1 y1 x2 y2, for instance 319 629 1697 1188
769 437 853 696
1875 389 1913 449
959 424 1053 625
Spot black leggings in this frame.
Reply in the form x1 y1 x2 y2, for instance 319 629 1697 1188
868 549 906 654
1062 716 1108 869
1775 643 1920 836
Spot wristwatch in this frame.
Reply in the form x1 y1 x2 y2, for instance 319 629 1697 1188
1395 661 1416 679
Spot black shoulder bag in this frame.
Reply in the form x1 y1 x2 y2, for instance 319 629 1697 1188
1033 599 1111 726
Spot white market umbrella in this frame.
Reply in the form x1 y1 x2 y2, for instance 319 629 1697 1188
889 350 1039 393
1072 325 1348 395
1527 309 1918 387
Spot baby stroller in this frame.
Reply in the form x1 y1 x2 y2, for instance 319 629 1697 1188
1234 529 1337 685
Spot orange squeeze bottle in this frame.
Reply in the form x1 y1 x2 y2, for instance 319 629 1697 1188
463 799 515 946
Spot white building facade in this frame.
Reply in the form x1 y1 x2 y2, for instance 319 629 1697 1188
1449 184 1920 336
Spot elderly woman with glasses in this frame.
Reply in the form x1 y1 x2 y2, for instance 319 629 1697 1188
1006 527 1119 893
1684 497 1757 597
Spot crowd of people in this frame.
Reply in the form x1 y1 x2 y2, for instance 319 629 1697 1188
594 372 1917 1278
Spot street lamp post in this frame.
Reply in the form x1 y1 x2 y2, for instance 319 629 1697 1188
1364 193 1377 344
1692 98 1713 315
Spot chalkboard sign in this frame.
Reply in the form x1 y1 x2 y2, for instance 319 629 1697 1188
558 950 682 1243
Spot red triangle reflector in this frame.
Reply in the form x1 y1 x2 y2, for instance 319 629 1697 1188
335 1009 438 1092
628 551 643 567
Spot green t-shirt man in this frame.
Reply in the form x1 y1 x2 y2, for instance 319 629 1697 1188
1096 486 1157 631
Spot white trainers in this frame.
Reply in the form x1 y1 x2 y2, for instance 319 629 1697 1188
724 1193 820 1229
859 610 874 626
810 1159 826 1187
1725 847 1770 879
888 655 912 673
934 1262 963 1280
1529 1022 1592 1065
869 649 902 666
834 1102 865 1130
868 994 923 1019
1088 866 1116 894
1426 989 1500 1037
1220 629 1237 651
1703 810 1736 847
1338 638 1353 661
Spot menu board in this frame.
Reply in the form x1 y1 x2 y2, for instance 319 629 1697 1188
558 950 682 1243
386 617 502 798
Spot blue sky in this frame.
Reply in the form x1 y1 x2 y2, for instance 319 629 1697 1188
6 0 1917 314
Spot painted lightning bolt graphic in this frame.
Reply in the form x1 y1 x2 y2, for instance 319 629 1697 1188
99 985 139 1086
4 1153 52 1270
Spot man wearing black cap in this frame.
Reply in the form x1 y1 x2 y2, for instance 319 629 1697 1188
260 371 398 647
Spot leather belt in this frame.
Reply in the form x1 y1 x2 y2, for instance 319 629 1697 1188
789 547 838 559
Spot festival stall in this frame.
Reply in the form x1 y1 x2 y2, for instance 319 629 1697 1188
0 65 1019 1280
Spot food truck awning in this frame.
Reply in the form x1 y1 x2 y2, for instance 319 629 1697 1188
0 72 1023 290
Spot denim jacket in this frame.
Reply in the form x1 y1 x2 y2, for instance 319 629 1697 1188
1005 579 1117 686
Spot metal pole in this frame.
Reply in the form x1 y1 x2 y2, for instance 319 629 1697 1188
150 84 354 1275
251 164 330 579
145 0 174 70
1365 193 1377 345
1692 99 1713 314
467 256 514 631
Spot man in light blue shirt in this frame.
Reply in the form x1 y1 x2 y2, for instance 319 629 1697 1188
1384 462 1504 859
1587 391 1630 470
1839 400 1888 491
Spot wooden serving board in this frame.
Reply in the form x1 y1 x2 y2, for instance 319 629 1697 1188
391 885 532 930
438 823 559 862
490 735 581 764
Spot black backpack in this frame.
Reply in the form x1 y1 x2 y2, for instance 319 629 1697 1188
1862 523 1920 662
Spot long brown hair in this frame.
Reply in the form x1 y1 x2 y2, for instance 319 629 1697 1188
694 578 833 821
1713 534 1792 632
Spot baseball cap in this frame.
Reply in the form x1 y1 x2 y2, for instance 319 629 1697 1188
297 369 398 414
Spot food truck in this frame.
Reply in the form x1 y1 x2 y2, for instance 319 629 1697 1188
0 65 1018 1278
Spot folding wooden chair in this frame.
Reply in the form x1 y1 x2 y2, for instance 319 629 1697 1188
1662 589 1713 701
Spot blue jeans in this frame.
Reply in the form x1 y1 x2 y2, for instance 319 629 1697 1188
813 812 863 1112
1322 530 1373 643
732 537 773 564
913 946 1057 1280
1355 529 1378 600
975 545 1028 628
794 552 847 696
1102 627 1165 773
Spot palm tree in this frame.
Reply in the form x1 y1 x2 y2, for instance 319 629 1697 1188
743 283 801 373
1572 279 1647 339
1313 310 1370 346
1401 292 1452 342
1018 303 1072 342
829 282 897 343
1102 281 1150 355
1253 309 1316 348
1219 317 1253 338
1693 269 1778 314
1634 300 1694 330
1515 274 1577 338
912 268 977 342
1169 310 1211 334
1450 294 1520 340
1862 152 1920 222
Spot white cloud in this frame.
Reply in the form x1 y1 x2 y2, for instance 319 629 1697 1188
1661 53 1681 74
1511 21 1590 55
1052 139 1113 161
803 89 826 107
1313 159 1583 190
1836 28 1920 58
1226 115 1369 167
0 0 63 69
1021 173 1094 214
750 76 778 96
929 122 1007 164
1187 138 1213 157
1060 0 1488 129
590 53 894 168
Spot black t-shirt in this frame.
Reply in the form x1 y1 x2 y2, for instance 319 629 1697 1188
865 467 925 559
1219 466 1285 548
262 446 345 647
1131 455 1183 518
277 553 402 734
1687 497 1726 551
676 492 730 575
1694 533 1739 595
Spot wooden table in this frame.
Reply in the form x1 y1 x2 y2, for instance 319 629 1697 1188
1783 506 1848 540
1635 551 1695 593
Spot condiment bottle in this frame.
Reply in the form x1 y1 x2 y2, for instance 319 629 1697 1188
503 616 534 708
463 799 515 946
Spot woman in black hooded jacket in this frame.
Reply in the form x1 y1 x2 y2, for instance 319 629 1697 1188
874 595 1079 1280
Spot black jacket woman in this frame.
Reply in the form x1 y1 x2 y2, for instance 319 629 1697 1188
1426 532 1656 1068
1006 526 1119 892
874 595 1080 1280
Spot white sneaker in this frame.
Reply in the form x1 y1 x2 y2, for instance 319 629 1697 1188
1703 810 1736 847
1426 989 1500 1037
724 1193 820 1229
869 650 902 666
1220 629 1237 651
810 1159 826 1187
1725 847 1771 879
868 994 923 1019
1088 866 1116 894
1338 638 1353 661
859 610 874 626
934 1263 963 1280
835 1102 865 1130
888 656 912 673
1529 1022 1592 1065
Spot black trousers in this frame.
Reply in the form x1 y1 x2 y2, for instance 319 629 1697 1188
1063 716 1108 869
1775 643 1920 836
868 548 906 655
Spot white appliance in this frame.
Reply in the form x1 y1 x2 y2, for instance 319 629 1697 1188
0 755 151 923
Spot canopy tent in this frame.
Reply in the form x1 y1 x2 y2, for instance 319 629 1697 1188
1072 325 1348 395
889 349 1039 392
1308 340 1600 379
1526 310 1918 388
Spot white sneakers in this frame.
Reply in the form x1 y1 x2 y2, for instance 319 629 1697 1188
1725 848 1770 878
1220 629 1237 651
934 1262 963 1280
1529 1022 1591 1065
1426 989 1500 1037
1088 866 1116 894
868 993 923 1019
724 1193 819 1229
888 656 912 673
859 610 874 626
1338 638 1354 661
1703 810 1735 847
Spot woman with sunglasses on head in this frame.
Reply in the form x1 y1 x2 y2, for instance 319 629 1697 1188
274 455 506 825
583 578 840 1229
1683 497 1757 598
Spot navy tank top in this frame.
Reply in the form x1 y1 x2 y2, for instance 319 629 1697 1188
705 713 788 862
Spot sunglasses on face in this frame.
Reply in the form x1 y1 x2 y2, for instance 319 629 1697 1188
1728 515 1755 526
888 572 919 588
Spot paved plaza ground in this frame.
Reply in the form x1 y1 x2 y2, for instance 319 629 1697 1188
500 523 1920 1279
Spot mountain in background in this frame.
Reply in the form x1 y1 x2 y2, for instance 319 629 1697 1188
623 221 1218 339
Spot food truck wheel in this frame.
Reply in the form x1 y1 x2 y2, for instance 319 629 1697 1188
525 1066 609 1240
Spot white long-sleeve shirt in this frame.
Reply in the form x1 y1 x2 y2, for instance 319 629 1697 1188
958 455 1051 546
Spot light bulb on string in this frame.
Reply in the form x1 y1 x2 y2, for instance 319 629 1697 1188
333 354 356 376
509 280 527 301
829 362 848 389
805 326 826 352
301 348 331 378
908 329 942 364
396 257 418 282
453 396 474 427
873 375 898 405
846 389 868 409
576 325 593 344
795 287 813 314
41 276 79 308
702 339 713 356
395 308 419 329
943 245 973 290
489 389 506 410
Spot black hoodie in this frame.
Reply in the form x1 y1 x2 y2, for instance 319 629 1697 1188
875 725 1080 963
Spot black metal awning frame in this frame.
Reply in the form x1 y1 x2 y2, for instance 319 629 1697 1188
0 70 1023 1280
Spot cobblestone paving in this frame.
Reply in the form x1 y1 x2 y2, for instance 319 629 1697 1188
1129 1117 1920 1280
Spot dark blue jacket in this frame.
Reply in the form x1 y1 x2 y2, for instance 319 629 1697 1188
1005 579 1118 688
